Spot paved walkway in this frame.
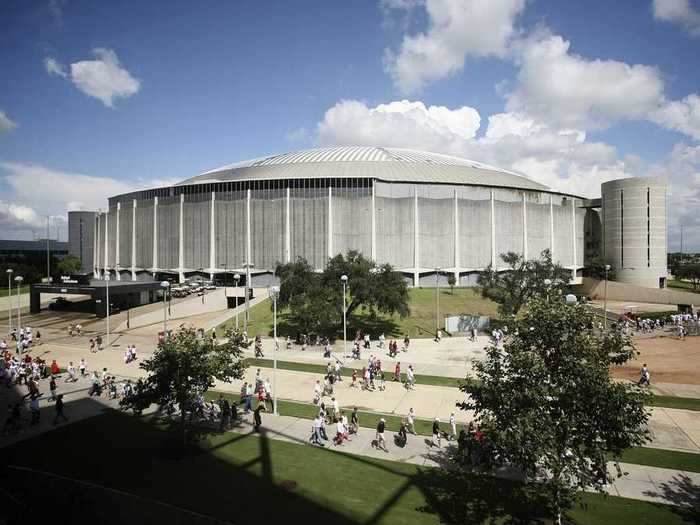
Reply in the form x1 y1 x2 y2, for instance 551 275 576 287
1 376 697 509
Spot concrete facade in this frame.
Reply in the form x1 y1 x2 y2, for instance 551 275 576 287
68 211 96 273
602 176 667 288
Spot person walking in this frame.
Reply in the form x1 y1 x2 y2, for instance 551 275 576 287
449 413 457 441
49 375 57 402
65 362 77 383
311 415 325 446
53 394 68 425
375 417 388 452
79 359 87 377
245 382 253 413
407 408 416 434
350 407 359 435
29 394 40 425
253 406 262 433
394 362 401 382
432 417 442 448
638 364 651 386
406 365 415 390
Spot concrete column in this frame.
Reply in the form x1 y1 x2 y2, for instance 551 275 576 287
246 188 251 269
285 186 291 263
490 189 496 268
549 194 554 258
522 193 528 260
115 202 121 280
209 191 216 281
178 193 185 283
413 186 419 287
328 185 333 261
571 198 577 272
93 213 99 278
152 196 158 277
103 210 109 277
131 200 137 281
371 182 376 261
453 188 459 283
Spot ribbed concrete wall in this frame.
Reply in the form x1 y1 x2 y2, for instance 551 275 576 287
68 211 95 272
103 179 587 284
602 176 667 288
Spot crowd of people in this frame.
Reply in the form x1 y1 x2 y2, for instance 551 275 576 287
5 326 40 354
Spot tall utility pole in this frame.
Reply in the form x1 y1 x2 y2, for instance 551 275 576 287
680 224 684 266
46 216 51 281
435 267 441 336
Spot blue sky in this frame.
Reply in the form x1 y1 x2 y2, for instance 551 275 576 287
0 0 699 247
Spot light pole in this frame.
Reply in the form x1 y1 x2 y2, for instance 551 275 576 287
105 273 110 348
234 273 241 330
161 281 170 335
6 268 13 335
14 275 22 332
435 267 441 336
269 285 280 415
341 274 348 358
604 264 611 331
243 263 254 332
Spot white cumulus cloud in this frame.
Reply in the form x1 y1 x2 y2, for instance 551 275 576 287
316 99 632 197
650 94 700 141
653 0 700 37
384 0 526 93
505 30 666 130
0 110 18 133
44 56 67 77
68 48 141 107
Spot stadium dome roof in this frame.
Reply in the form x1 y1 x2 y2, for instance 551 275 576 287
176 146 550 192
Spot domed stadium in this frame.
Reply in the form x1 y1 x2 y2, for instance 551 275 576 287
86 145 663 288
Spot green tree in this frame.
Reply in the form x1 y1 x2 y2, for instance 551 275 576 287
55 255 83 276
586 256 615 280
275 251 410 336
459 296 650 524
675 263 700 291
477 249 571 317
120 327 248 445
447 273 456 294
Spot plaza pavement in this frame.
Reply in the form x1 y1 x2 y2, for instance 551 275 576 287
1 372 697 509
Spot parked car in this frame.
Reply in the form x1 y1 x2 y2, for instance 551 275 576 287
48 297 71 310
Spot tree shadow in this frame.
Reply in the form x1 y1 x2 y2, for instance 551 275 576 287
643 473 700 523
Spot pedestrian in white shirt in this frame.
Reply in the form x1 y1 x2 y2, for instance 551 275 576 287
449 413 457 441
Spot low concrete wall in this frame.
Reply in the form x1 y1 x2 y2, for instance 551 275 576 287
576 277 700 306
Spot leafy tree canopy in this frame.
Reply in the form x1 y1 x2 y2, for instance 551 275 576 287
55 255 83 276
674 263 700 291
275 251 410 337
459 296 650 524
585 256 615 281
120 327 248 443
477 249 572 317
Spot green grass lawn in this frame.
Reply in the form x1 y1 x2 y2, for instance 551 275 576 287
648 395 700 412
3 411 695 525
667 278 699 292
0 285 29 298
217 287 498 339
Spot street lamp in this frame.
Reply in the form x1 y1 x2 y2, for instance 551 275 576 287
435 267 441 337
104 273 110 349
14 275 22 332
341 274 348 358
161 281 170 335
6 268 13 335
243 263 254 332
604 264 611 331
234 273 241 330
269 285 280 415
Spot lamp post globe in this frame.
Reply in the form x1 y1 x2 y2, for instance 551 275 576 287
341 274 348 358
234 273 241 329
14 275 23 332
603 265 612 331
6 269 13 334
160 281 170 335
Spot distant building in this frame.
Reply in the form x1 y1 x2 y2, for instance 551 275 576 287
68 211 97 272
0 239 69 260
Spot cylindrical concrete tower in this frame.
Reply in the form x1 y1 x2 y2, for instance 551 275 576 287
601 176 667 288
